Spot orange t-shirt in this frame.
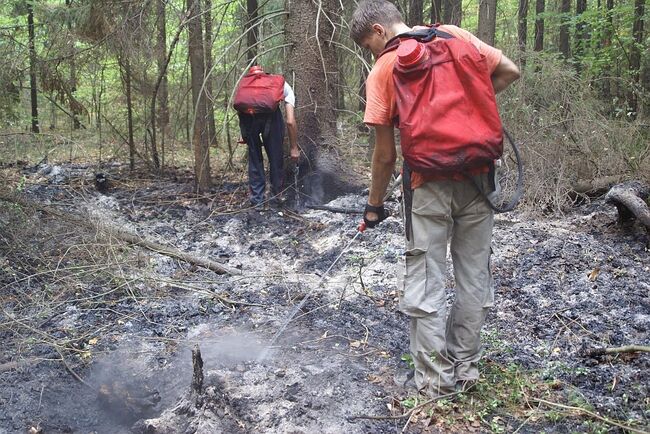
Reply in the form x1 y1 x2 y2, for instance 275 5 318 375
364 25 503 188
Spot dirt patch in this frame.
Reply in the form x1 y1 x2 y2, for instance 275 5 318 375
0 164 648 433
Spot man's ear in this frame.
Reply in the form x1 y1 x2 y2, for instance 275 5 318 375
371 23 385 37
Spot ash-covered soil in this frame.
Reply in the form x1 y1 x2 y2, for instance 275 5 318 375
0 164 648 433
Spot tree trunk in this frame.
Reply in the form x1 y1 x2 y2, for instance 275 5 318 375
559 0 571 58
65 0 81 130
120 56 136 171
285 0 357 203
204 0 217 146
431 0 442 23
408 0 424 26
443 0 462 26
601 0 614 100
246 0 259 62
534 0 544 51
518 0 528 61
27 1 40 134
188 0 211 192
477 0 497 45
574 0 587 72
628 0 645 117
155 0 169 169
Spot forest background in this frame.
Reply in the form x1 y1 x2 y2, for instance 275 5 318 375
0 0 648 209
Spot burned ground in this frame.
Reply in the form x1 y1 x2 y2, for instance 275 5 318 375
0 164 648 433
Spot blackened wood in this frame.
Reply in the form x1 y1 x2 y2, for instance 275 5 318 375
605 181 650 228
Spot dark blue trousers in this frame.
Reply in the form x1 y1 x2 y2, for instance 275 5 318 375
238 110 285 204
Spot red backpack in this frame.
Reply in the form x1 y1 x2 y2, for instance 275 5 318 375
233 72 285 114
380 26 503 175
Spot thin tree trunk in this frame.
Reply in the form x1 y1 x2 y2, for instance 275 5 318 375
559 0 571 58
628 0 645 117
408 0 424 26
27 1 39 133
518 0 528 63
601 0 614 100
121 56 136 171
431 0 442 23
65 0 81 130
534 0 545 51
574 0 587 72
246 0 259 62
204 0 217 146
188 0 211 192
443 0 462 26
477 0 497 45
155 0 169 170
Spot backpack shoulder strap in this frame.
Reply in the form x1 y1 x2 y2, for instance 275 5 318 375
378 25 455 58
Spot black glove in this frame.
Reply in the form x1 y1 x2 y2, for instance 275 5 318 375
363 204 389 229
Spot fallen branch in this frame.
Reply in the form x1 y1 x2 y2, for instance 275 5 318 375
604 181 650 228
532 397 649 434
585 345 650 357
307 205 361 214
0 191 241 275
571 175 625 195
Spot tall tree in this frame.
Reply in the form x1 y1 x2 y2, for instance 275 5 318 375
574 0 587 71
408 0 424 26
118 55 136 170
534 0 545 51
628 0 645 116
204 0 217 146
187 0 211 192
155 0 169 169
443 0 462 25
518 0 528 58
559 0 571 58
65 0 81 130
601 0 614 99
27 0 39 133
246 0 258 62
477 0 497 45
286 0 355 202
431 0 442 23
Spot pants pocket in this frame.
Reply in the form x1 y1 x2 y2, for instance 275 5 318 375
398 248 444 317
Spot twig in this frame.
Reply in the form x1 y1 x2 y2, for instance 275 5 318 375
54 347 94 391
532 397 649 434
585 345 650 357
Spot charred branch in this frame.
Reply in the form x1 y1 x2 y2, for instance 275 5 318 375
604 181 650 228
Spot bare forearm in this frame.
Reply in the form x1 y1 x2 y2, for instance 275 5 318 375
368 125 397 206
287 123 298 150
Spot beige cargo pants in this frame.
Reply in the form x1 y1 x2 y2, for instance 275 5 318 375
398 175 494 396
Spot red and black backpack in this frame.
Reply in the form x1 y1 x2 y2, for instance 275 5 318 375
233 72 285 115
379 26 504 175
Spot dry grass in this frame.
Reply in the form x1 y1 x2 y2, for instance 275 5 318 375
499 52 650 214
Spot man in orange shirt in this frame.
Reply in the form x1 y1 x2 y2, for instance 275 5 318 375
351 0 520 397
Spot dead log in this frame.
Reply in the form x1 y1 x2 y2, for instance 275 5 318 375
571 175 625 195
604 181 650 228
0 190 241 275
585 345 650 357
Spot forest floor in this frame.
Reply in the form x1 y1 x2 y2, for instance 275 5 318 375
0 162 649 434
